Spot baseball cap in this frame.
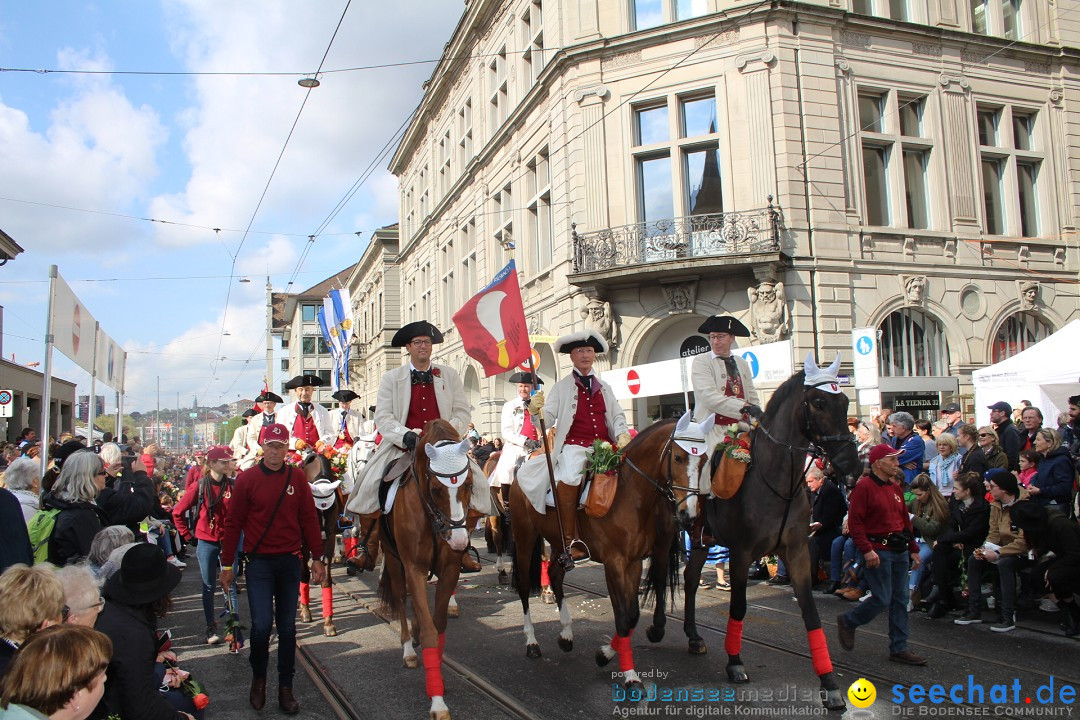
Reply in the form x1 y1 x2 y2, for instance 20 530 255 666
868 443 902 465
940 403 961 414
984 468 1019 496
987 401 1012 414
206 446 234 462
260 423 289 446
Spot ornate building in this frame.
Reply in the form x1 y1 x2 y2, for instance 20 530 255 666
381 0 1078 432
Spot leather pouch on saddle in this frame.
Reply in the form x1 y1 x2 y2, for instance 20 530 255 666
583 470 618 519
711 432 751 500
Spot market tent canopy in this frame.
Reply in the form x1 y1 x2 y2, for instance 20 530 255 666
971 319 1080 426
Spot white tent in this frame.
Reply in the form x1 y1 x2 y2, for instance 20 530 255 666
971 319 1080 427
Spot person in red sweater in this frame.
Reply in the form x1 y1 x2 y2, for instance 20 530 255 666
218 424 324 715
836 443 927 666
172 445 241 648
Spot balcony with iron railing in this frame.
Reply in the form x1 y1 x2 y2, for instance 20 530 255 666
569 199 786 289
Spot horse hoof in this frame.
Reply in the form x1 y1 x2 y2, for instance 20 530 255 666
430 709 451 720
822 688 846 711
557 636 573 653
299 606 312 623
595 647 613 667
625 679 645 697
498 570 509 585
403 655 419 669
727 665 749 683
526 643 542 658
540 589 555 604
323 623 337 637
645 625 664 643
688 640 708 655
447 605 460 619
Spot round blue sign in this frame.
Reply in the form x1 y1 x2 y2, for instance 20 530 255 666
856 336 874 355
741 351 760 379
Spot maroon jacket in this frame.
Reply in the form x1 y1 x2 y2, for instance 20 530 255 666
220 461 322 566
172 474 233 543
847 471 918 555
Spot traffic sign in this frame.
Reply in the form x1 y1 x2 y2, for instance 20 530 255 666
852 327 879 389
0 389 12 419
626 369 641 395
517 348 541 372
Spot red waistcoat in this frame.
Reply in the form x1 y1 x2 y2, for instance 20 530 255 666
565 384 612 447
714 367 746 426
405 383 440 430
292 409 320 446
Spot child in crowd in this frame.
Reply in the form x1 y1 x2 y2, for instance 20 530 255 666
1017 449 1040 487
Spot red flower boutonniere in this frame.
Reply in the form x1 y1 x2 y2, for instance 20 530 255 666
432 367 441 378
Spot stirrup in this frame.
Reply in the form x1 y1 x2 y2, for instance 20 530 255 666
557 539 590 570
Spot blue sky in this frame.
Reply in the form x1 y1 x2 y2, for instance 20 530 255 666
0 1 464 414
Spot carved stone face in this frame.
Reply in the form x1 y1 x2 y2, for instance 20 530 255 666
1021 285 1038 305
758 285 776 303
905 278 925 302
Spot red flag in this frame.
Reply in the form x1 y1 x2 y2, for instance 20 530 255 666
452 260 530 377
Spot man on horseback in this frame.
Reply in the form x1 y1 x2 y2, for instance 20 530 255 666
491 372 543 491
277 374 335 451
230 409 256 457
330 389 362 450
691 315 763 458
524 329 630 565
237 391 283 470
344 320 491 573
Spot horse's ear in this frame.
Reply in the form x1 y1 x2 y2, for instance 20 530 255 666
457 438 471 455
699 414 715 436
424 443 438 461
827 353 841 376
676 411 692 432
804 351 819 376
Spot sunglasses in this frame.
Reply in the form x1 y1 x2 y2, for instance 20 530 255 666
978 433 993 438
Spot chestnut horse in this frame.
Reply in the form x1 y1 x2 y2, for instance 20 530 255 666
509 416 707 690
299 452 343 637
481 451 514 585
377 420 475 720
686 356 861 711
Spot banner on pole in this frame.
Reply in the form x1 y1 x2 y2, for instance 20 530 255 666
94 327 126 392
50 272 97 375
452 260 530 377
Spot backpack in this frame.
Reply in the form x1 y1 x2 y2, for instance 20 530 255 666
27 508 62 564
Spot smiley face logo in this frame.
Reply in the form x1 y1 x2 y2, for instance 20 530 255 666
847 678 876 708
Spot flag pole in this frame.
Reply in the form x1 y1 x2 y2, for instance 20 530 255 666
40 266 58 478
527 354 574 571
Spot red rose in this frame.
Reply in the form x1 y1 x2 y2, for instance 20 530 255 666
193 693 210 710
432 367 441 377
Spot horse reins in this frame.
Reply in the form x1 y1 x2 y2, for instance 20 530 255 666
620 432 700 521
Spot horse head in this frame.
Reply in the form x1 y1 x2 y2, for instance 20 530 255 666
309 477 343 512
348 432 378 476
420 427 474 552
795 352 861 478
671 411 714 524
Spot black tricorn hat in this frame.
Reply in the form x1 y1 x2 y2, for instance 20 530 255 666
368 405 376 414
255 391 284 404
508 372 543 386
391 321 444 348
284 374 324 390
331 389 359 402
241 409 257 418
697 315 750 337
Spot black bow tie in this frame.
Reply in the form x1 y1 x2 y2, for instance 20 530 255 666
574 371 592 392
411 369 434 385
297 402 312 418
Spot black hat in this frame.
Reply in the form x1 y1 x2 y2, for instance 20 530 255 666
554 329 608 354
391 321 444 348
987 401 1012 414
508 372 543 385
940 402 961 414
697 315 750 337
368 405 376 414
256 391 283 404
332 389 359 402
103 543 182 606
284 374 324 390
985 468 1019 497
241 409 257 418
52 439 87 468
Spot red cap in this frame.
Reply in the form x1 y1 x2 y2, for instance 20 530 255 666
259 423 289 446
206 446 234 462
868 443 901 465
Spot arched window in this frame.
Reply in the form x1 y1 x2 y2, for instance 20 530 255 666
992 313 1052 362
878 308 950 376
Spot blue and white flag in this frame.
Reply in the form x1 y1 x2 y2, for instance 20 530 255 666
317 306 342 391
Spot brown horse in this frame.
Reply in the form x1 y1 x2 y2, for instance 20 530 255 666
377 419 475 720
509 419 697 691
300 452 344 637
481 451 516 585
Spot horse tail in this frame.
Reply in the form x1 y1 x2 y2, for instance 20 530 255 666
641 526 682 607
376 563 396 618
512 535 544 595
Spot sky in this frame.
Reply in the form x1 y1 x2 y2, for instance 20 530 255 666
0 0 465 415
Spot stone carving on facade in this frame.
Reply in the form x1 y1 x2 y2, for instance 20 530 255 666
911 42 943 57
580 296 618 350
1018 280 1040 310
840 31 870 48
660 281 697 315
601 50 642 70
901 275 927 305
695 29 740 49
747 281 790 343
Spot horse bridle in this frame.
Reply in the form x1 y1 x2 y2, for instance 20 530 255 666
620 431 702 519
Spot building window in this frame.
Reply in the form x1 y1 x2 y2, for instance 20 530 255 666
301 304 318 322
858 90 933 229
971 0 1023 37
460 220 477 302
851 0 908 20
977 104 1042 237
631 91 722 227
526 148 553 273
406 278 416 323
522 1 544 87
488 47 508 133
419 166 429 221
634 0 708 28
878 308 951 377
458 99 473 168
316 369 332 386
992 313 1051 362
438 131 451 199
280 358 289 371
404 186 415 240
440 237 456 325
302 337 329 355
494 184 513 250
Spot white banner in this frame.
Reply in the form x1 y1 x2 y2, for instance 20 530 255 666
94 328 126 392
732 339 793 385
50 272 98 375
852 327 879 389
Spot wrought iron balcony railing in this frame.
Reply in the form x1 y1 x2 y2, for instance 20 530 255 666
571 200 782 274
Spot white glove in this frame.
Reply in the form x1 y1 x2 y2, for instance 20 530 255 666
617 432 632 448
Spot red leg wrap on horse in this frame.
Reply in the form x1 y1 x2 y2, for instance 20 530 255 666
725 618 744 656
422 647 444 698
342 536 357 559
540 560 551 587
299 582 310 606
614 631 635 673
807 628 833 676
438 633 446 664
322 587 334 618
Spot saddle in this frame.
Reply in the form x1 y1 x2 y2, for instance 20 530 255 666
710 432 751 500
383 452 413 485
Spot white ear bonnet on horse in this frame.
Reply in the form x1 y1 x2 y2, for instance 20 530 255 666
424 439 472 488
803 352 844 394
673 410 714 457
309 478 342 511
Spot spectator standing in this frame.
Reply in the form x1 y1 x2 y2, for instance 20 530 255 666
957 425 989 478
836 444 926 666
1028 429 1073 509
41 453 109 567
807 463 846 583
939 403 964 437
988 401 1022 472
887 412 924 486
218 424 324 714
2 459 40 523
0 490 31 574
1010 501 1080 636
915 420 938 470
924 472 990 619
928 433 961 497
140 444 159 479
1019 406 1044 451
0 624 111 720
96 444 155 537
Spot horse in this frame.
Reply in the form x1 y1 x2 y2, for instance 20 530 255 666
688 354 861 711
508 413 710 690
481 451 514 585
377 419 476 720
299 452 344 637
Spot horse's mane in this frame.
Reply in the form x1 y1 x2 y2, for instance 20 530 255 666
633 417 677 444
762 369 807 421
